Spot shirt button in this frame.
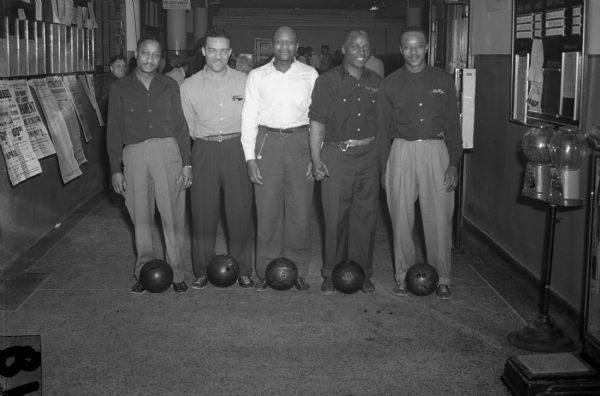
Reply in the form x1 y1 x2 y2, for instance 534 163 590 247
220 103 223 106
343 98 347 102
419 103 423 107
148 109 152 113
149 125 153 129
357 128 361 132
358 113 361 117
358 98 361 101
420 119 424 122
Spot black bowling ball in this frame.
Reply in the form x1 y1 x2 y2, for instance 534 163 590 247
405 263 439 296
207 255 240 288
332 260 365 294
265 257 298 291
139 259 174 293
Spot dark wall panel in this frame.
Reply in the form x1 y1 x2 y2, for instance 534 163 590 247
0 84 108 269
465 54 590 309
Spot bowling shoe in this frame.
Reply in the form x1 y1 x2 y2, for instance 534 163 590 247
192 276 208 290
238 276 254 288
361 279 375 294
294 277 310 291
321 277 335 295
392 281 407 297
130 281 146 294
255 279 269 291
436 284 453 300
173 281 188 293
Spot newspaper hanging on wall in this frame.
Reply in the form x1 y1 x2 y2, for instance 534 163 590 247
78 74 104 126
28 78 82 183
0 81 42 186
45 76 87 166
63 75 92 142
9 80 56 159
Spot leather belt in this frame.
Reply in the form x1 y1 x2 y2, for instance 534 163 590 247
260 124 309 134
401 134 445 142
327 136 375 151
200 132 241 142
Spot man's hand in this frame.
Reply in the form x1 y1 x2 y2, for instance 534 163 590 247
444 166 458 192
111 173 127 195
247 159 263 185
312 159 329 181
305 162 315 182
178 165 193 189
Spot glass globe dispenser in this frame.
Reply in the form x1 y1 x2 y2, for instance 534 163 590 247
521 124 555 201
548 125 589 205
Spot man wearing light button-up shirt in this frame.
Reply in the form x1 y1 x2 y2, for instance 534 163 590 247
378 27 462 300
107 36 192 294
180 27 255 290
241 26 318 291
309 30 381 295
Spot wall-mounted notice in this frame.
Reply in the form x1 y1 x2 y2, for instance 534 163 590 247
510 0 585 127
28 78 81 183
9 79 55 159
0 80 42 186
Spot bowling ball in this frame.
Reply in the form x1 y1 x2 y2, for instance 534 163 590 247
405 263 439 296
265 257 298 291
139 259 174 293
332 260 365 294
207 255 240 288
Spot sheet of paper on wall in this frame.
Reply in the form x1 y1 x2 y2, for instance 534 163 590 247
9 79 56 159
78 74 104 126
45 76 86 166
50 0 60 24
63 75 92 142
88 2 99 29
0 81 43 186
35 0 43 21
28 78 82 183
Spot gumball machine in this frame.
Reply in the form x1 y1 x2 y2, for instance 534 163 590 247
521 124 555 201
548 126 589 206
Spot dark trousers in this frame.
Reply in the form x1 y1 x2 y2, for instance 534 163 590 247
320 139 379 279
254 127 314 279
190 137 254 277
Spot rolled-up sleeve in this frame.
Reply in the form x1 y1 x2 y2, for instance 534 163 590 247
241 70 260 161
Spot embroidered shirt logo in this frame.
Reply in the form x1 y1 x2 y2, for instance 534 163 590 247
365 86 379 94
431 88 445 95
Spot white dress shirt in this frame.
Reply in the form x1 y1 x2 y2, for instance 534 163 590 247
241 59 318 161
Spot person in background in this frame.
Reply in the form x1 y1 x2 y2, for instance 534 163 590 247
297 46 308 64
308 46 320 70
241 26 318 291
365 48 384 78
98 54 127 120
180 27 255 290
107 36 192 294
318 44 332 73
309 30 381 295
166 58 189 85
378 27 462 300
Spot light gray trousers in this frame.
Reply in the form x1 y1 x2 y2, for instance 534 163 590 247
385 139 454 286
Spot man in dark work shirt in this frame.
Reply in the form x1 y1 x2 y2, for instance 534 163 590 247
107 35 192 294
378 27 462 300
309 30 381 295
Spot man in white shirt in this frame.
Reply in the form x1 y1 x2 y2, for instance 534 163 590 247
180 27 255 290
241 26 318 291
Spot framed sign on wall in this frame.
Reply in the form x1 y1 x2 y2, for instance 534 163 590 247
510 0 585 127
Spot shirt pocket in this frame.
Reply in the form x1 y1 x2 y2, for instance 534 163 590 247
123 100 147 130
430 91 448 114
392 97 413 125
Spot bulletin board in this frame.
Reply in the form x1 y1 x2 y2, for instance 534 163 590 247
0 0 126 78
510 0 585 127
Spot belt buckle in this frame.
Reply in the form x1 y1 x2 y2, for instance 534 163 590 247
340 142 349 152
217 135 223 142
